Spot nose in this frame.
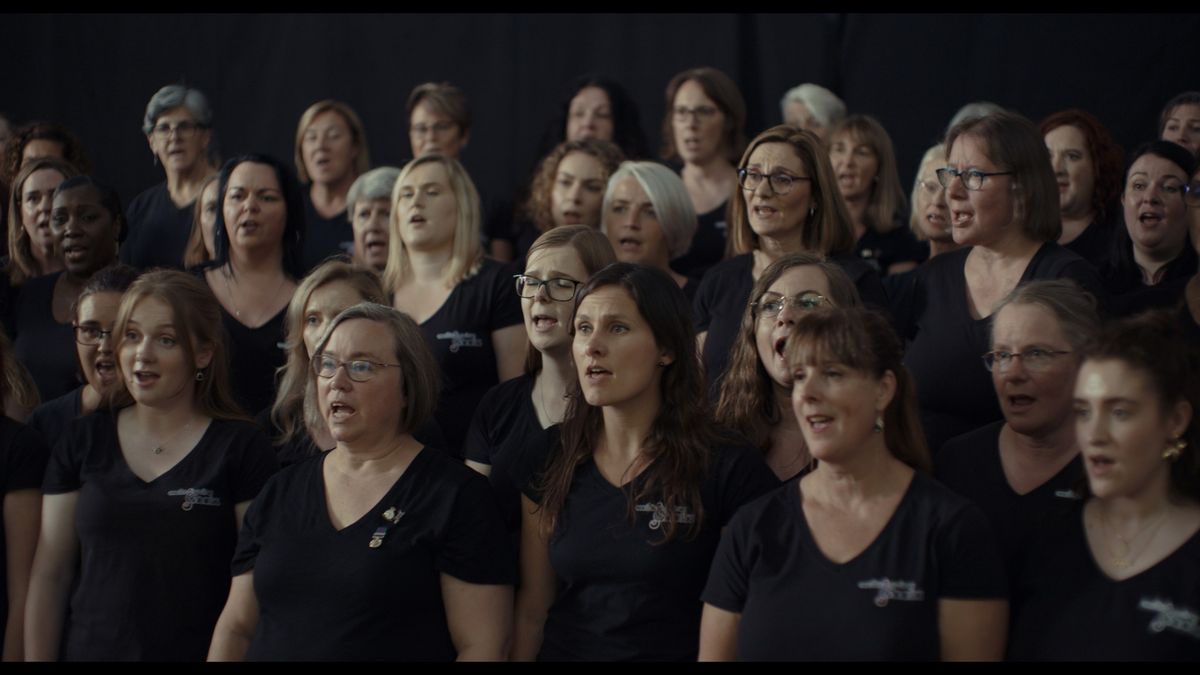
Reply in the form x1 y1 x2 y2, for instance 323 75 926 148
931 185 948 207
776 302 801 326
945 173 968 201
97 329 115 353
1077 409 1108 447
327 362 354 390
566 182 583 204
579 331 605 358
999 355 1029 381
133 336 155 361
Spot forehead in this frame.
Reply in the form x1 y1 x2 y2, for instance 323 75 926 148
767 266 831 296
785 101 814 118
993 302 1068 345
307 109 349 131
1044 124 1087 148
155 106 196 123
78 291 123 319
1076 358 1155 400
23 138 64 158
228 162 281 188
832 127 869 147
53 183 104 207
1128 153 1186 181
948 133 993 163
747 142 805 171
325 318 394 356
674 79 716 106
411 100 452 122
201 180 221 201
400 161 449 186
525 244 586 276
354 197 390 211
129 295 175 325
24 168 65 192
306 279 364 312
1168 103 1200 120
557 151 605 176
571 86 610 108
577 285 640 317
609 174 650 202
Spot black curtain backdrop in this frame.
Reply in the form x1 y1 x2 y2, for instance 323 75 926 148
3 13 1196 220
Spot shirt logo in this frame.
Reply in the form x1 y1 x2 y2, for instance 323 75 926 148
634 501 696 530
857 578 925 607
167 488 221 511
714 220 728 233
436 331 483 353
1054 489 1082 500
1139 598 1200 640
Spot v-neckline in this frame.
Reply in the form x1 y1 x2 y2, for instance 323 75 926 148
318 447 426 534
115 414 217 486
793 471 917 570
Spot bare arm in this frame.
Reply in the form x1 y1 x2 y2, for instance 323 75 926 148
697 603 741 661
441 573 513 661
23 492 80 661
207 573 259 661
696 331 707 360
464 460 492 478
492 325 528 383
3 490 40 661
234 501 252 532
939 598 1008 661
510 494 555 661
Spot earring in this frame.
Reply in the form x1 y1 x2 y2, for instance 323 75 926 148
1164 437 1186 461
808 207 816 219
195 370 206 382
872 414 884 434
657 361 668 368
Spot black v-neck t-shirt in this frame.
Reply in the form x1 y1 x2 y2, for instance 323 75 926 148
1008 502 1200 661
10 271 79 402
417 258 523 456
899 243 1107 452
703 471 1007 661
936 421 1084 579
42 412 278 661
219 304 287 418
121 181 194 271
300 192 353 274
524 442 779 661
231 447 515 661
0 416 49 641
27 385 83 453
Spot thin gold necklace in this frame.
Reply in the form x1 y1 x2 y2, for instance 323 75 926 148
223 265 287 323
148 418 196 455
1098 503 1170 570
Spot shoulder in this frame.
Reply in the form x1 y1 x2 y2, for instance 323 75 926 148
700 254 753 283
415 446 491 490
725 479 796 530
1029 242 1097 277
477 373 534 410
905 471 986 525
917 247 970 280
936 421 1002 467
128 182 167 212
208 417 272 445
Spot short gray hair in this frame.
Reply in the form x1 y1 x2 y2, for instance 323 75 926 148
779 83 846 128
142 84 213 135
602 161 697 260
945 101 1005 137
990 279 1101 353
347 166 401 209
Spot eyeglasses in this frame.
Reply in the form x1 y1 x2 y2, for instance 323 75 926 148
410 121 456 137
151 121 201 140
1187 182 1200 207
738 168 811 196
936 167 1013 191
672 105 719 122
981 348 1071 373
917 179 944 196
312 354 402 383
513 274 582 302
74 324 114 346
753 290 830 317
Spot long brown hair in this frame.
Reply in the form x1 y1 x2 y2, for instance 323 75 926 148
183 173 220 268
715 254 861 451
829 114 907 235
106 270 246 421
537 263 718 543
6 156 78 285
785 307 931 472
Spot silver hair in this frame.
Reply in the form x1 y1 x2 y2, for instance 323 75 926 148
142 84 213 135
945 101 1006 137
347 166 401 208
990 279 1101 353
779 83 846 128
602 161 698 260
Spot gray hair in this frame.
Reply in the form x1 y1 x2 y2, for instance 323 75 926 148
602 160 697 260
142 84 213 135
945 101 1006 137
347 166 401 208
779 83 846 128
990 279 1101 353
908 143 946 238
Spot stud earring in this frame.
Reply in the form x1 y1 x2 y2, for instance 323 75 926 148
1164 437 1186 461
872 414 884 433
195 370 206 382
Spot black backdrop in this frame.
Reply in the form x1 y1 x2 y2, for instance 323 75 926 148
4 13 1197 219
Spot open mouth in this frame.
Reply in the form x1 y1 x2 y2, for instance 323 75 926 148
752 205 778 218
584 364 611 381
94 360 116 380
531 314 559 331
805 414 833 433
773 335 789 358
1007 394 1035 409
133 370 159 386
409 215 427 226
1138 211 1164 228
330 401 356 421
561 210 583 224
1086 454 1115 473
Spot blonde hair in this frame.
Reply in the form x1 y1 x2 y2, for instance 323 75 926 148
908 144 946 240
293 100 371 184
382 154 482 293
183 173 220 268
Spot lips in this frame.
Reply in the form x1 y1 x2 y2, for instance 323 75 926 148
1006 394 1036 411
132 370 159 387
531 314 559 332
618 236 641 251
584 364 611 382
1085 454 1115 476
805 414 833 434
561 210 583 225
94 359 116 382
752 205 778 218
329 401 356 421
409 215 427 226
62 243 89 263
1138 211 1164 228
951 209 973 228
773 335 789 359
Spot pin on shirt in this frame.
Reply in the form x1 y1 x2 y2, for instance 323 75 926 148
368 506 406 548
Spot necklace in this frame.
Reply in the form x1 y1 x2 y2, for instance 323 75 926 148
150 418 196 455
533 377 559 427
1097 503 1170 570
222 265 287 323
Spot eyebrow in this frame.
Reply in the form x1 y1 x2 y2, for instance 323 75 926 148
324 349 385 361
126 320 177 331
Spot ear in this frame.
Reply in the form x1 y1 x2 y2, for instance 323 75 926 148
194 342 215 371
658 348 675 368
1168 398 1193 440
459 129 471 151
875 369 898 414
146 133 157 155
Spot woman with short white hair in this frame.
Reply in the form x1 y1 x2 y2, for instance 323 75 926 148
779 83 846 144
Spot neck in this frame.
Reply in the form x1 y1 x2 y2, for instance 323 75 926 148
229 246 285 277
772 382 800 431
538 349 575 395
810 435 901 504
599 394 661 464
683 157 735 182
405 245 455 284
1003 421 1077 464
1058 212 1094 246
131 397 201 436
973 232 1041 265
928 238 959 258
842 194 868 233
164 163 210 201
1133 242 1185 286
1095 477 1175 524
330 433 416 474
81 383 103 415
756 229 808 263
310 180 351 215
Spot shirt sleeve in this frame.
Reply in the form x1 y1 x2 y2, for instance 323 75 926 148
487 260 524 331
436 470 517 585
693 273 717 333
934 502 1009 600
700 505 757 613
3 423 49 493
41 418 89 494
230 424 281 504
711 444 781 527
230 473 279 576
462 386 498 465
1059 258 1111 316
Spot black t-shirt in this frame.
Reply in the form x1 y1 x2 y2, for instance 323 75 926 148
1008 502 1200 661
219 305 287 418
0 416 49 641
702 471 1007 661
121 181 194 271
1063 217 1115 269
899 243 1107 452
42 412 278 661
27 385 83 453
524 442 779 661
300 192 353 274
11 271 79 402
417 258 523 456
694 253 889 392
936 421 1084 579
1104 245 1198 318
855 225 929 276
231 447 515 661
670 199 728 280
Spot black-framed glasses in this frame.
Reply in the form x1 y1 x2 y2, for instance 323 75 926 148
1187 182 1200 207
151 121 201 140
312 354 402 383
936 167 1013 191
73 324 114 346
981 348 1071 373
513 274 581 302
753 290 830 317
737 168 811 196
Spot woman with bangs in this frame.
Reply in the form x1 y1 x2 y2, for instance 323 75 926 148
828 114 925 276
714 253 861 481
701 307 1008 661
385 154 525 457
512 263 777 661
25 270 277 661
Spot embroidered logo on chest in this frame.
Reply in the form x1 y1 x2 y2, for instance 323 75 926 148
1139 598 1200 640
1053 488 1082 500
436 331 483 353
857 578 926 607
166 488 221 511
634 501 696 530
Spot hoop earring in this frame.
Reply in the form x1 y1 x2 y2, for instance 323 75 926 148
195 370 206 382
